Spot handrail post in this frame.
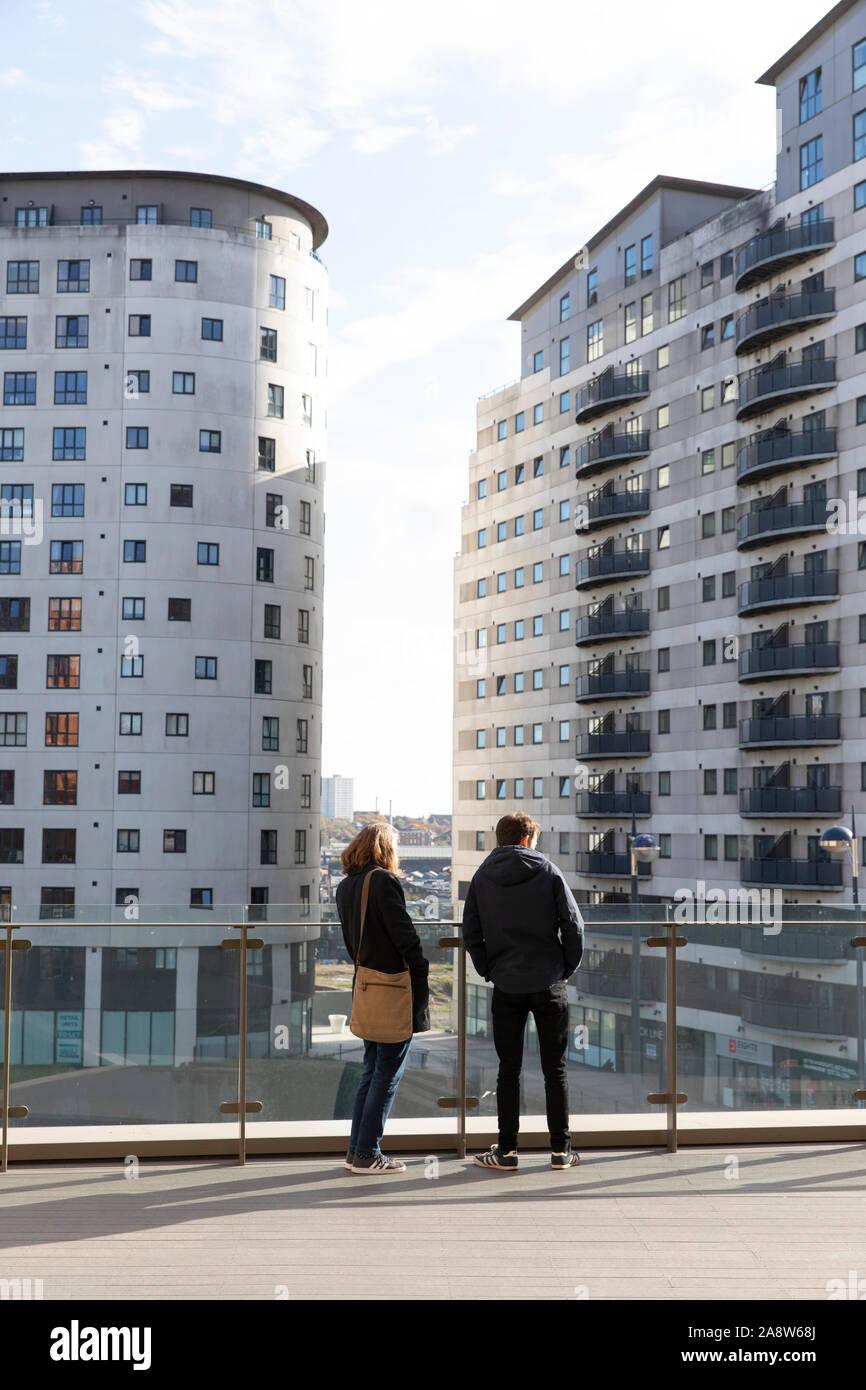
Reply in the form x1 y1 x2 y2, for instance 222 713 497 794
1 921 30 1173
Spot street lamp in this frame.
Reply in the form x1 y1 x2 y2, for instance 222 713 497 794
629 814 660 1108
820 815 862 1099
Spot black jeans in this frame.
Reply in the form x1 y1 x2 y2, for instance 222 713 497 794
492 981 571 1152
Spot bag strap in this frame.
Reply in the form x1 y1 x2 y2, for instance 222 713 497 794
355 867 379 967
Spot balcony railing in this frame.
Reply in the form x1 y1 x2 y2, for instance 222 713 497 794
736 357 836 421
740 857 843 888
735 289 836 355
739 714 841 747
575 432 650 477
741 923 850 961
575 371 650 424
735 219 835 290
576 669 650 702
575 549 650 588
572 967 653 1001
575 609 650 645
576 790 652 817
736 496 831 548
576 729 651 758
737 569 838 614
576 853 652 879
741 995 849 1036
582 489 650 528
739 785 842 816
738 641 839 681
736 428 837 484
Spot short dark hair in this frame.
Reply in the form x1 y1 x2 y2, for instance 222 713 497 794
496 812 541 847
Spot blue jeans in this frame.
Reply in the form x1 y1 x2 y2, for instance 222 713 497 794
349 1038 413 1159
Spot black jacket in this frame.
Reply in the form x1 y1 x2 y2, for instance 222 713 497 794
336 866 430 1034
461 846 584 992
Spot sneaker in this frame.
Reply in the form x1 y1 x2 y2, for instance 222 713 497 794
551 1147 580 1169
473 1145 518 1171
344 1150 355 1171
350 1153 407 1175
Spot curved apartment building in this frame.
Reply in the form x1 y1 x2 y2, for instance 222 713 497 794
0 170 327 918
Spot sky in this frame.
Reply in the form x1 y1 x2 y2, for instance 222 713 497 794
4 0 832 815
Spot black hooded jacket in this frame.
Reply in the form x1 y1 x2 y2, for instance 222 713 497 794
461 846 584 992
336 866 430 1034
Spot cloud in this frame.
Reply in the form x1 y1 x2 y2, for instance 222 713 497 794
104 67 196 112
32 0 64 27
77 106 145 168
350 124 415 155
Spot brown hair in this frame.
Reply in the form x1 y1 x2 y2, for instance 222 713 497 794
496 812 541 847
341 821 400 874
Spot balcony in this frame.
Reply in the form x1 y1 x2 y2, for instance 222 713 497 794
577 729 651 759
573 967 653 1001
741 994 848 1037
737 569 838 615
739 714 840 748
736 357 836 420
737 428 837 484
576 669 650 702
735 219 835 291
575 608 649 645
576 790 651 817
741 923 851 962
738 641 839 681
736 496 830 548
575 432 650 478
740 857 843 889
575 370 650 424
739 785 842 817
582 489 650 529
576 853 652 879
575 549 650 589
734 289 836 355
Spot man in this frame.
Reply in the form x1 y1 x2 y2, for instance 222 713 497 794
461 811 584 1171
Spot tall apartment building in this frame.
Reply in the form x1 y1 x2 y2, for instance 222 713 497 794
453 1 866 1106
321 774 354 821
0 170 327 920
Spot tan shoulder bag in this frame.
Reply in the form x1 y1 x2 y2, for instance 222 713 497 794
348 868 413 1043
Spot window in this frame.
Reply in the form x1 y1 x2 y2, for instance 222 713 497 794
559 337 570 374
123 539 146 564
476 779 486 801
657 525 670 549
196 428 221 455
477 478 487 500
193 656 217 682
533 350 543 372
533 562 543 583
668 275 686 321
120 654 143 677
253 659 272 695
51 540 83 573
52 428 85 460
301 393 313 427
260 327 278 362
54 370 87 404
857 253 866 282
722 570 735 598
129 259 152 281
197 542 219 566
624 303 637 343
264 604 281 639
122 598 144 620
656 709 670 735
533 508 544 530
658 648 670 672
175 259 197 283
857 37 866 90
532 669 543 690
136 205 158 224
44 713 74 746
304 556 315 592
800 68 822 122
587 268 598 306
724 769 738 795
119 712 142 736
701 448 715 475
497 470 507 493
168 597 190 622
55 314 88 348
267 384 284 418
532 778 543 799
858 396 866 425
190 207 212 227
701 385 715 412
6 262 39 294
515 412 524 432
0 656 16 690
257 436 276 472
560 292 570 322
801 136 822 187
721 506 736 533
702 576 715 602
700 259 714 288
49 597 81 632
118 771 141 795
253 773 270 807
533 403 543 425
172 371 195 394
657 585 670 611
703 640 716 666
47 654 80 689
704 835 718 862
1 483 33 519
41 830 76 865
532 724 543 745
559 391 570 414
298 500 310 536
4 372 36 405
302 665 313 700
0 317 26 350
165 484 192 511
298 610 310 644
624 244 636 286
702 513 716 539
255 219 272 240
125 370 149 397
641 235 653 277
533 615 544 637
497 421 507 441
0 542 20 575
52 483 84 517
81 205 102 225
190 888 212 909
202 317 223 341
256 548 274 583
659 771 671 796
268 274 286 310
128 315 151 337
587 320 603 360
703 705 717 730
0 713 27 747
514 673 525 693
657 403 669 428
559 609 570 632
701 324 714 350
559 554 570 576
497 522 507 543
57 259 89 293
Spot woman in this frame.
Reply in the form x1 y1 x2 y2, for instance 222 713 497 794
336 822 430 1175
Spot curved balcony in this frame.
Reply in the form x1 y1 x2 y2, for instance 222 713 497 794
740 994 848 1037
739 785 842 817
738 641 839 681
576 669 650 702
576 790 651 818
576 608 649 646
575 371 650 424
735 219 835 291
736 428 837 484
740 857 843 889
577 730 651 759
574 968 653 1002
575 549 650 589
576 853 651 879
741 923 850 962
739 714 840 748
736 496 830 549
737 569 838 615
736 357 836 421
575 432 650 478
582 489 650 529
735 289 836 355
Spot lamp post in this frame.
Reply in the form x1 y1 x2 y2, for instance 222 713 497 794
628 813 660 1108
820 816 863 1098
